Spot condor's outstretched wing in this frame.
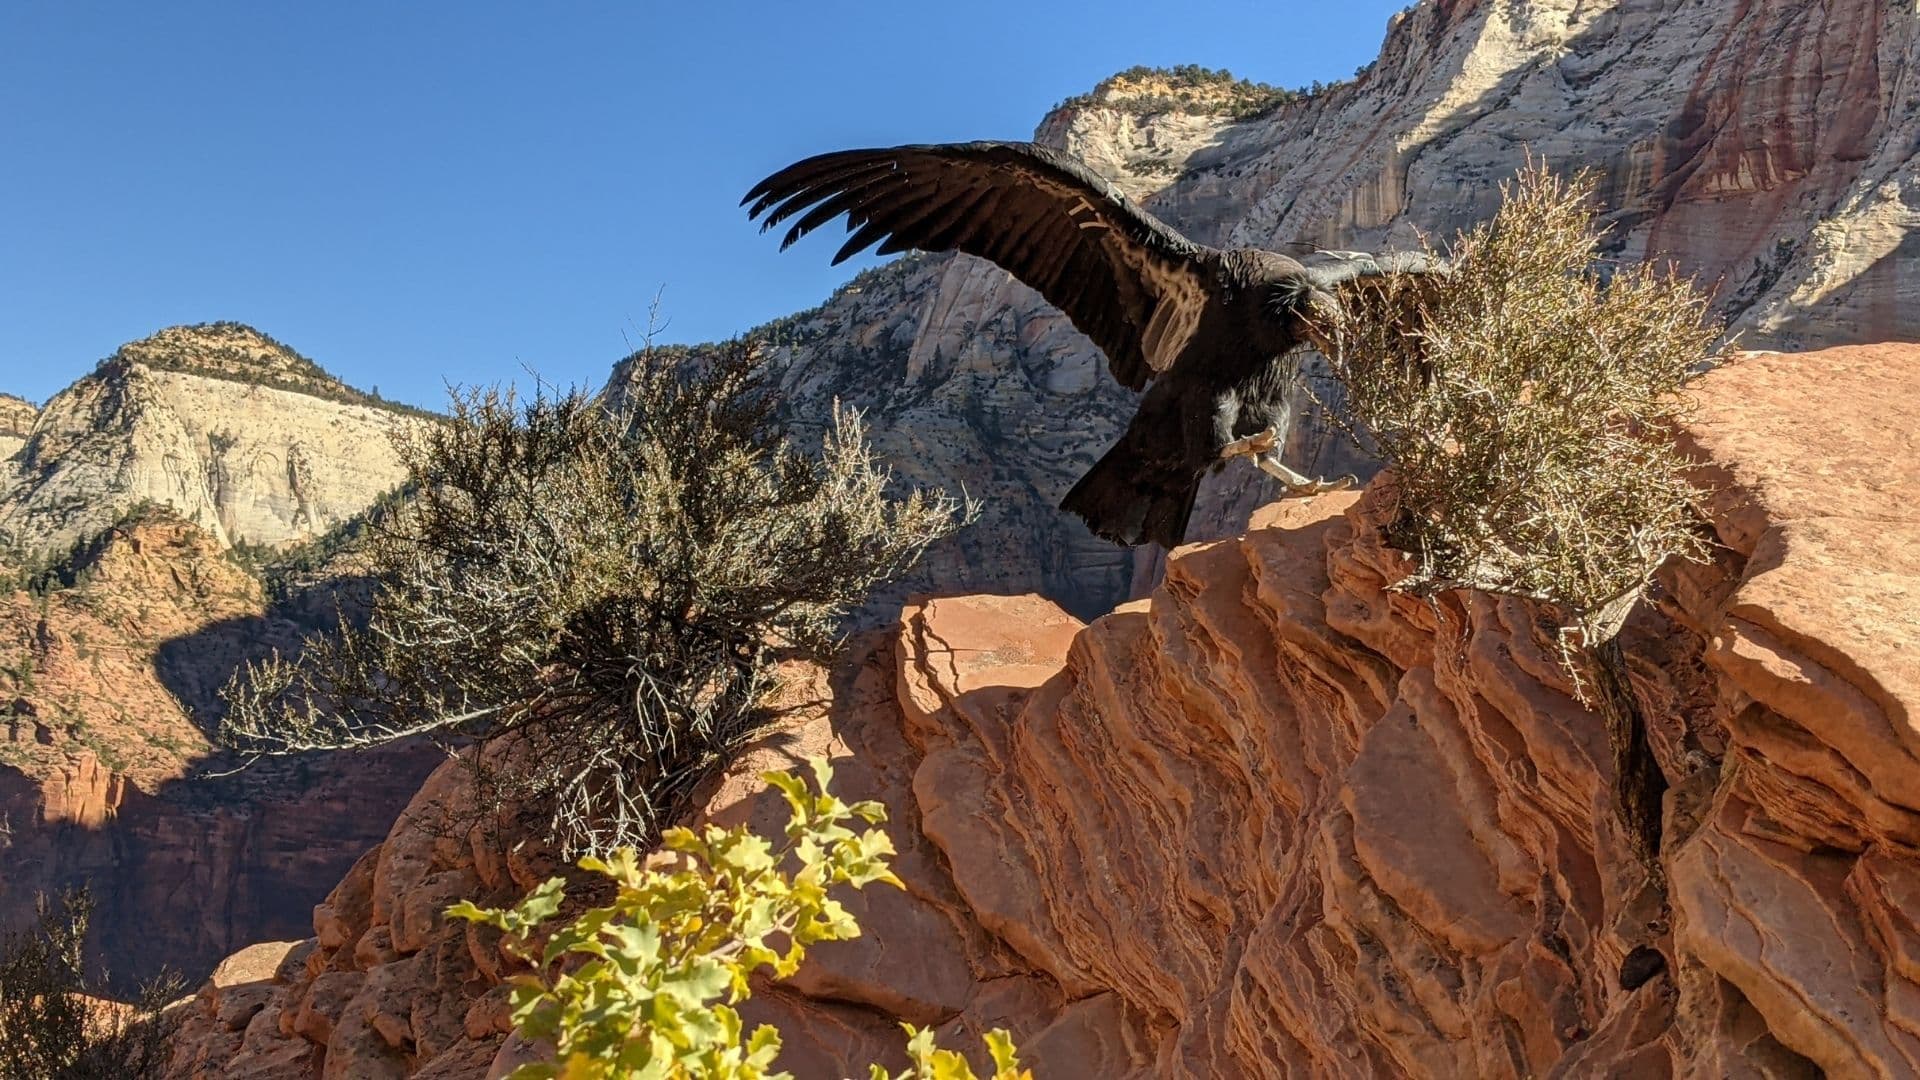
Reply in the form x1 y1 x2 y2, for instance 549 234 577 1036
1299 249 1449 291
744 141 1217 391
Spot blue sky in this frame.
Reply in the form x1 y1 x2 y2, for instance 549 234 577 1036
1 2 1408 409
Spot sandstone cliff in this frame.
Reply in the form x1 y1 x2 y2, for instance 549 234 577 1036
0 509 434 986
0 323 422 556
164 343 1920 1077
669 0 1920 617
0 325 440 987
0 394 35 462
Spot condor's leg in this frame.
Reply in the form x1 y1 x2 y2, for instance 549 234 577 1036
1220 424 1355 495
1255 450 1357 496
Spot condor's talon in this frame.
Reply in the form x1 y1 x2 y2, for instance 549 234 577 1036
1302 473 1360 496
1220 428 1280 460
1283 474 1357 497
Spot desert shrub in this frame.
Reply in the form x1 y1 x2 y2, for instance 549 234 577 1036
218 340 964 855
449 760 1028 1080
1313 161 1717 634
1310 161 1725 859
0 888 180 1079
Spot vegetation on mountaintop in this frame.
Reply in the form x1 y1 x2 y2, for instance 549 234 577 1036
1053 64 1345 121
106 321 439 421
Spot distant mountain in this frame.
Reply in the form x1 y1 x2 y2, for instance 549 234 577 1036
0 326 437 987
0 322 427 556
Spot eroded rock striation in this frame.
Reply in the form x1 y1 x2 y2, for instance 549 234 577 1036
164 344 1920 1076
676 0 1920 617
0 323 422 556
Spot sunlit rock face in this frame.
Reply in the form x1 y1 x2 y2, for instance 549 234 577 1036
0 395 35 462
0 323 420 556
640 0 1917 618
167 343 1920 1077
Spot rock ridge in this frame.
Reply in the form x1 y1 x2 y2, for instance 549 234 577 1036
164 342 1920 1076
0 394 35 461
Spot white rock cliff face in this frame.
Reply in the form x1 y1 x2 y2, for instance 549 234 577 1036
0 394 35 463
1185 0 1919 350
1 325 420 554
682 0 1919 617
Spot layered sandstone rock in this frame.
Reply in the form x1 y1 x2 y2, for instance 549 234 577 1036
0 323 422 556
0 510 434 986
165 344 1920 1076
674 0 1920 617
0 394 35 461
0 328 433 985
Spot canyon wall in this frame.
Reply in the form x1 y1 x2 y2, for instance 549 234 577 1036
164 343 1920 1076
689 0 1920 617
0 511 436 986
0 394 34 462
0 746 434 991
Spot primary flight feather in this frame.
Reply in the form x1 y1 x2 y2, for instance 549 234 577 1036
744 140 1439 549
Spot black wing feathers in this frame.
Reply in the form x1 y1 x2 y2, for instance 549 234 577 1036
744 141 1214 391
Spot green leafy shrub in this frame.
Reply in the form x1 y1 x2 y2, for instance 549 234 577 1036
449 760 1028 1080
219 340 966 854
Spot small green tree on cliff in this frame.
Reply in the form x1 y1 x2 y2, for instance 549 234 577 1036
450 760 1030 1080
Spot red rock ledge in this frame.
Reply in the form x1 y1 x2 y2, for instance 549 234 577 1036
164 345 1920 1078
